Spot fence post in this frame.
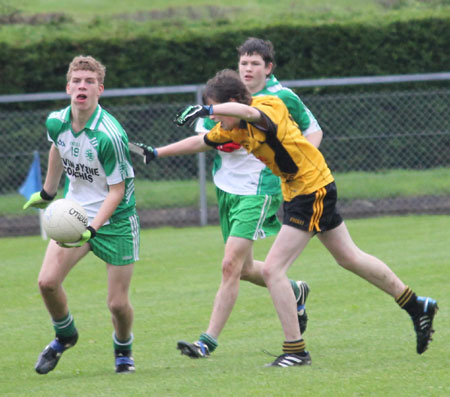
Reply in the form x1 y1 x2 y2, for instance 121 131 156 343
196 85 208 226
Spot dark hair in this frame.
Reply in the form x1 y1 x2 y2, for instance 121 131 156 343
203 69 252 105
237 37 276 70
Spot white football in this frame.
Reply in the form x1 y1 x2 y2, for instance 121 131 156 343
42 199 88 243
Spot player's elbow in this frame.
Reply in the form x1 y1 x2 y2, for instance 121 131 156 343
243 107 260 122
305 129 323 148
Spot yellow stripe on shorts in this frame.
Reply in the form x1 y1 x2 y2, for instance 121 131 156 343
309 187 326 232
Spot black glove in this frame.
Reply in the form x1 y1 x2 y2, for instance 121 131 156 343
128 142 158 164
174 105 213 127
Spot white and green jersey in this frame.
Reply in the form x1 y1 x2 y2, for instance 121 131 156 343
255 75 321 137
46 105 136 224
196 74 320 195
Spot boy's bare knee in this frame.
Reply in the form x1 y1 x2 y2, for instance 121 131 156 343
108 299 130 316
38 277 59 294
221 257 241 281
261 264 275 283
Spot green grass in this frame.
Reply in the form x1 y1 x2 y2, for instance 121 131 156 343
334 167 450 200
133 179 218 209
9 0 450 23
1 0 450 45
0 215 449 396
3 167 450 216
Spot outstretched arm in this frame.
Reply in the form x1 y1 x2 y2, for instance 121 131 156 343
174 103 261 126
211 103 261 122
132 102 262 164
129 134 210 164
157 134 209 158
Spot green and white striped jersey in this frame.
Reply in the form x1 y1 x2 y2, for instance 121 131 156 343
46 105 136 224
255 75 320 136
196 74 321 195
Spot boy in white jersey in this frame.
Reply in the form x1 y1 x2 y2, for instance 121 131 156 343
23 56 139 374
132 38 322 358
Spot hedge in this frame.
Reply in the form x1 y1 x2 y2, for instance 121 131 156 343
0 17 449 96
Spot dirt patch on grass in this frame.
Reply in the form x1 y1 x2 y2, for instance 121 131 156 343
0 10 73 25
2 195 449 238
112 6 241 22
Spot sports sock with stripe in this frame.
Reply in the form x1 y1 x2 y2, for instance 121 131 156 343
113 332 133 353
396 286 419 316
283 339 307 356
289 280 300 301
198 333 218 353
52 312 77 339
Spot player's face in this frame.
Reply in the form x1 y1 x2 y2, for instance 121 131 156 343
66 70 104 112
207 99 240 130
239 54 272 94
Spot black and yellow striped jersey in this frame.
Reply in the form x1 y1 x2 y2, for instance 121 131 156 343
205 96 334 201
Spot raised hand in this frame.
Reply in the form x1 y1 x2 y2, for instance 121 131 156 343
174 105 213 127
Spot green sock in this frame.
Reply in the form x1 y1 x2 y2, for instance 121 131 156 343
52 312 77 338
198 333 218 353
290 280 300 301
113 332 134 352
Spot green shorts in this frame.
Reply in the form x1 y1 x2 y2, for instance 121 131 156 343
89 213 140 266
216 188 282 242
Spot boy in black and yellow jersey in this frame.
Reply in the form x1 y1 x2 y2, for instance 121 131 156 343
155 69 437 367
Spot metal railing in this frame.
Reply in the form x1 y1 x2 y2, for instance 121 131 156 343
1 72 449 236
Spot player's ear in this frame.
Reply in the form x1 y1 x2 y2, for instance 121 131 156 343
98 84 104 96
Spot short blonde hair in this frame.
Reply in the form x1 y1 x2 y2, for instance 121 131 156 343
66 55 106 84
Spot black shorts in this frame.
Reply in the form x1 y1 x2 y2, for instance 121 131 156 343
283 182 343 233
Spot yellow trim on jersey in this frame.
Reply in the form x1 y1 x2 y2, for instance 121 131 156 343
206 96 334 201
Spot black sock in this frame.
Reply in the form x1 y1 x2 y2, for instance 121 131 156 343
396 286 419 316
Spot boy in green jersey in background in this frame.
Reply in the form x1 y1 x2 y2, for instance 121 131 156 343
172 68 438 366
132 38 322 359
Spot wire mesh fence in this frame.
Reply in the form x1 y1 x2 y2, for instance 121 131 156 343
1 75 449 237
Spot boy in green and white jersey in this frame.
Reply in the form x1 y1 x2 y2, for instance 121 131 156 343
176 38 323 359
132 38 322 359
46 105 137 223
23 56 139 374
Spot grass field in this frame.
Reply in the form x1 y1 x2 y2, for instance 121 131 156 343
1 0 450 45
3 167 450 217
0 215 449 396
7 0 450 24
